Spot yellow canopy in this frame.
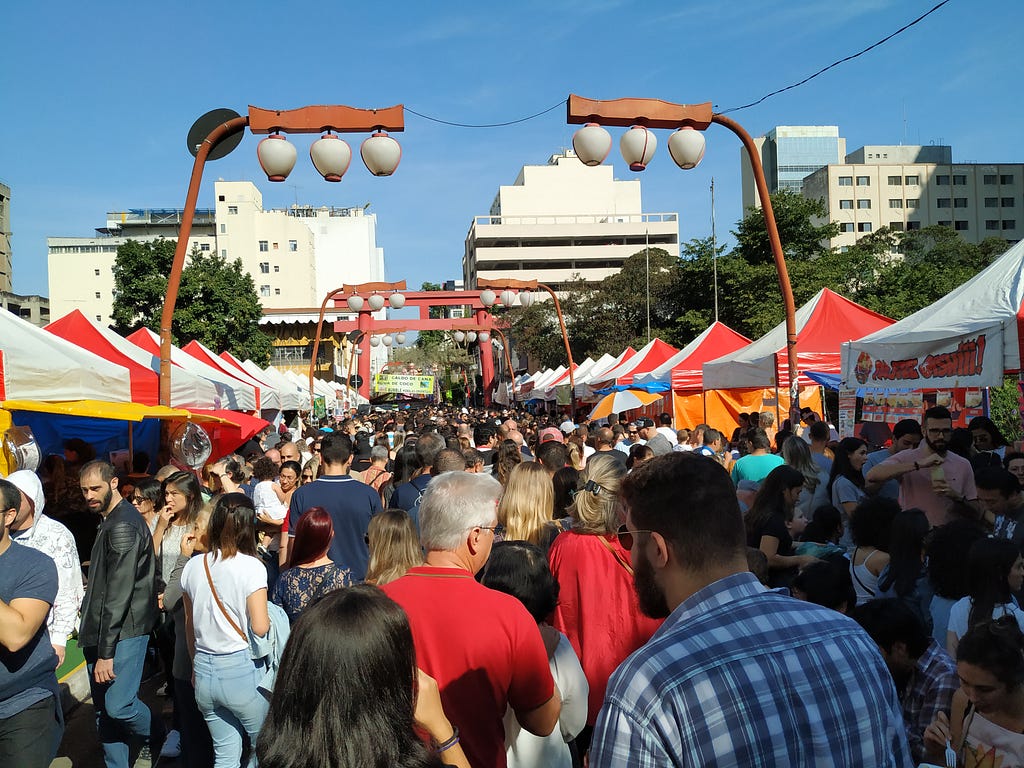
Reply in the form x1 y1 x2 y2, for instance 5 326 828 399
0 400 230 423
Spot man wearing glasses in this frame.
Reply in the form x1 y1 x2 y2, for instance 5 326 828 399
591 453 912 767
866 405 977 527
382 472 560 768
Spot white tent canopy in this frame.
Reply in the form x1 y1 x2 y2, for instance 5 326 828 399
184 340 283 411
0 309 132 403
842 239 1024 390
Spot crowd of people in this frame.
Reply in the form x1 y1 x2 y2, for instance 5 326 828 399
2 400 1024 767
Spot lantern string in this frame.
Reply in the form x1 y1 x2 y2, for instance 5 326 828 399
404 99 566 128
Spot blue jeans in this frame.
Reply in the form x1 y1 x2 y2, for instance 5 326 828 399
193 650 267 768
84 635 159 768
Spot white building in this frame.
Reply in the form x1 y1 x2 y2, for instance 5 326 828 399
1 181 13 293
463 150 678 291
801 145 1023 251
48 180 385 324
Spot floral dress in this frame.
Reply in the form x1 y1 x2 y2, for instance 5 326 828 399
270 562 353 622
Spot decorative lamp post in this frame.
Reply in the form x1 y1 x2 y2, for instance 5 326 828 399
309 132 352 181
566 94 800 416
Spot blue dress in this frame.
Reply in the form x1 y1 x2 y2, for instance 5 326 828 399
270 563 352 622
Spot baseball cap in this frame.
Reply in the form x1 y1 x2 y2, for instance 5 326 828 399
539 427 564 444
632 417 655 429
559 420 577 433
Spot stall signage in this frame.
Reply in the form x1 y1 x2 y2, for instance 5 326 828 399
372 374 435 395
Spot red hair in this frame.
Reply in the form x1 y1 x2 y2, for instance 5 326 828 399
287 506 335 568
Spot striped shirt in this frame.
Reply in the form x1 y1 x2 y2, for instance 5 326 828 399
590 572 913 768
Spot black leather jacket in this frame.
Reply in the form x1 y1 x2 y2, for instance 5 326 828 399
79 498 158 657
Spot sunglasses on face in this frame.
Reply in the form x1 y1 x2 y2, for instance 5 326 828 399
616 524 655 550
302 474 314 480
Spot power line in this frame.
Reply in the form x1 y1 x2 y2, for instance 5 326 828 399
404 99 567 128
718 0 952 114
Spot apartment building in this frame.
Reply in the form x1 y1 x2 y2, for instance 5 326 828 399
801 145 1023 251
463 150 678 291
0 181 11 292
740 126 846 212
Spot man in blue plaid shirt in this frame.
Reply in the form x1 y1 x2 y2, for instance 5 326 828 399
590 453 913 767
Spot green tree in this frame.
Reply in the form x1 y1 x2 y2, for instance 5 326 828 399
111 238 176 334
596 247 680 348
990 376 1024 443
110 240 272 365
414 281 447 352
733 190 840 264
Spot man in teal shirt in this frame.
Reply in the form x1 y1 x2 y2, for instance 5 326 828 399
731 429 784 485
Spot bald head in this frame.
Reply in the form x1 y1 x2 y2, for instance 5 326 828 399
278 442 301 464
595 427 615 448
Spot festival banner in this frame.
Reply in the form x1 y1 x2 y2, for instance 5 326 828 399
372 374 435 396
841 325 1004 391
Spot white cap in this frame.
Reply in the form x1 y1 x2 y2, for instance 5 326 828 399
559 420 577 433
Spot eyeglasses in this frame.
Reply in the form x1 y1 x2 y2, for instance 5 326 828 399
616 524 656 550
301 474 314 480
131 495 146 504
479 524 505 537
926 428 952 436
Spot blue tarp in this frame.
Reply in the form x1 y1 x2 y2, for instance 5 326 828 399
593 382 671 396
10 411 161 470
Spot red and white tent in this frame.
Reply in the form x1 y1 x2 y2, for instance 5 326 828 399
182 341 282 412
589 338 679 388
703 289 893 390
634 322 751 391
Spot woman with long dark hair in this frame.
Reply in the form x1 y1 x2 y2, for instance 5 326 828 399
155 471 204 583
877 507 932 631
946 536 1024 656
848 497 897 607
181 493 270 768
382 443 421 507
491 439 523 487
828 437 870 547
130 477 164 535
272 507 353 622
257 585 470 768
744 465 817 586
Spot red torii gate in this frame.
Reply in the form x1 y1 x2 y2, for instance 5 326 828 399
314 283 501 403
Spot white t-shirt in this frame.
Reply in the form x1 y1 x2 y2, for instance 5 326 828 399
656 426 678 446
181 552 267 654
504 632 588 768
254 480 287 522
947 597 1024 643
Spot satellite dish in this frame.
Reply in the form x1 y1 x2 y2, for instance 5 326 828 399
187 108 245 161
169 422 213 469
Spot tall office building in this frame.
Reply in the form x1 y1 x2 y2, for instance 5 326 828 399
740 126 846 212
0 181 11 293
463 150 678 291
801 145 1023 251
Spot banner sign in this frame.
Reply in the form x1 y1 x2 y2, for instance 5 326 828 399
372 374 435 396
837 389 857 438
860 387 985 428
843 326 1004 391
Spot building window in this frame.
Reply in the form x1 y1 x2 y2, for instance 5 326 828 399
274 288 281 295
259 262 270 274
839 246 851 253
937 198 951 208
95 292 101 299
856 176 870 186
838 176 853 186
938 220 952 227
905 175 919 185
840 223 855 232
1002 198 1015 208
936 175 950 185
96 315 102 322
289 240 297 251
228 205 238 214
200 242 210 251
906 199 919 209
889 199 903 209
273 242 279 250
839 199 854 210
219 224 226 234
858 222 873 232
259 240 269 252
887 175 902 186
221 249 227 258
1002 175 1015 184
94 268 100 276
260 285 271 297
954 221 969 231
954 198 968 208
986 220 1000 230
953 175 966 185
890 221 905 232
1004 221 1017 230
986 197 999 207
984 174 997 184
857 199 871 209
907 221 921 231
273 265 280 273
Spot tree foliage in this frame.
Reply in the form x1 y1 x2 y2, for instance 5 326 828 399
110 239 272 365
733 190 840 264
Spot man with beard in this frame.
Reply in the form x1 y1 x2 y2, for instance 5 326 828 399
866 406 976 527
590 452 912 767
78 461 162 768
851 599 958 765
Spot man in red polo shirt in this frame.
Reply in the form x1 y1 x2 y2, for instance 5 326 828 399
382 471 560 768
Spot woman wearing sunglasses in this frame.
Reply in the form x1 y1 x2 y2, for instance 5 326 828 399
130 478 163 535
547 453 662 755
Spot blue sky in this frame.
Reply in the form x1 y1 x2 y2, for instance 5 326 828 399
2 0 1019 299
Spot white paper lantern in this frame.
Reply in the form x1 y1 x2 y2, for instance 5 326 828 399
395 333 406 345
452 330 466 343
382 334 393 346
256 133 297 182
466 331 477 343
388 292 406 309
360 130 402 176
518 291 534 308
572 123 612 166
620 125 657 172
478 331 490 343
370 335 381 347
480 289 497 307
500 290 516 307
367 294 386 311
309 133 352 182
667 127 707 170
346 295 364 312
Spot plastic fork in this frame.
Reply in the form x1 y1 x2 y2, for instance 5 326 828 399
945 739 957 768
